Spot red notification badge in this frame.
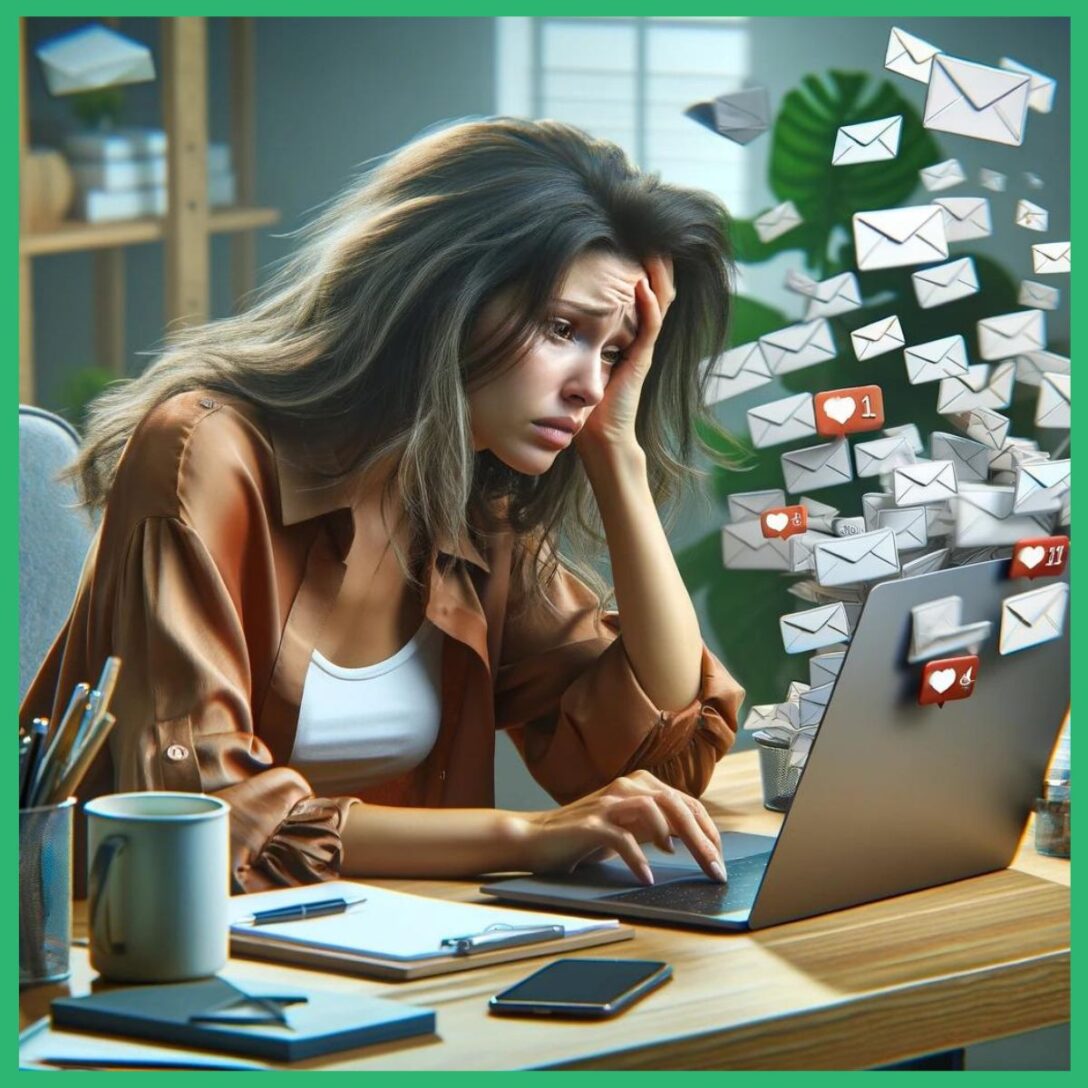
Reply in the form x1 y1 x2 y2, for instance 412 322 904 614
918 655 979 707
761 505 808 539
814 385 885 437
1009 535 1069 580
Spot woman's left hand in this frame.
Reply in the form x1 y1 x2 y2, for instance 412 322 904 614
574 254 675 454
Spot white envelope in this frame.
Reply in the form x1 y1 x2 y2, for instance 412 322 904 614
999 583 1069 655
908 595 993 663
722 519 792 571
781 438 853 494
930 432 991 482
814 528 899 586
903 334 968 384
999 56 1057 113
853 205 948 270
803 272 862 319
755 200 803 244
850 315 905 362
988 437 1045 474
746 392 817 448
1014 199 1048 232
893 460 958 505
934 197 992 242
912 257 979 309
855 435 917 478
35 24 156 96
876 506 929 551
925 502 957 539
979 167 1006 192
831 517 867 538
832 116 902 166
702 342 772 404
705 87 774 145
780 602 852 654
1017 280 1060 311
1035 372 1070 429
936 361 1015 412
923 54 1031 146
788 579 866 608
883 423 924 454
919 157 966 192
862 492 894 530
810 652 845 688
799 496 840 533
1024 171 1045 189
1013 350 1069 387
1032 242 1071 275
758 319 837 375
977 309 1046 360
728 489 787 522
946 407 1011 450
742 702 797 734
788 530 836 573
900 548 950 579
1013 459 1070 515
784 268 819 296
885 26 942 83
786 680 811 704
798 682 834 727
953 484 1055 547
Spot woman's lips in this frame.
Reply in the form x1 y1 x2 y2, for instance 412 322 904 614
532 422 574 449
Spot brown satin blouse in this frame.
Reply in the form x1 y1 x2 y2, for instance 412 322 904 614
20 390 744 893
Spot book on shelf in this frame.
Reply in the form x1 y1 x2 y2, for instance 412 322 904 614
63 126 168 161
74 171 237 223
70 144 232 191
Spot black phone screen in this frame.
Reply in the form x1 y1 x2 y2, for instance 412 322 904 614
492 959 669 1009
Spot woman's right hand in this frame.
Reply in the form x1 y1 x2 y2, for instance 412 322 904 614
514 769 726 885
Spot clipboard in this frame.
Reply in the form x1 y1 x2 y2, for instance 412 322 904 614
227 881 635 981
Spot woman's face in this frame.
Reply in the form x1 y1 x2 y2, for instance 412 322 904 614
467 250 643 475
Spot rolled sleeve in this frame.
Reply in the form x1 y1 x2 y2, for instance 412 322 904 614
496 555 744 804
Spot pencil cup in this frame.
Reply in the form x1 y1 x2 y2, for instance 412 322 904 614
752 731 801 813
19 796 76 986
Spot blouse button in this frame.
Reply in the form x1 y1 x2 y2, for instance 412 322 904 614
439 770 446 781
164 744 190 762
198 397 216 409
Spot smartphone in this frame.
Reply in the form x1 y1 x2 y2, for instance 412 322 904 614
488 958 672 1019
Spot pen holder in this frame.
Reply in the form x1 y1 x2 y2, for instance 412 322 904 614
1034 783 1070 858
753 731 801 813
19 796 75 986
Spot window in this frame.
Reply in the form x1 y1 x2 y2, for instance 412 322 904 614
496 16 752 217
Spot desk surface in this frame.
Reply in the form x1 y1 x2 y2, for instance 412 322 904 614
20 750 1069 1071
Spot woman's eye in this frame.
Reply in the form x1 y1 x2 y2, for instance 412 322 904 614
546 319 624 365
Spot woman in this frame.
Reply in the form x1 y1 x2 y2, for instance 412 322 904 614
22 116 745 893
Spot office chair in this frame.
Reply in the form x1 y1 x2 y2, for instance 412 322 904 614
19 406 98 701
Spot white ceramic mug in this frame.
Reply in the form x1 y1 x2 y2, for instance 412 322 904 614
85 792 230 982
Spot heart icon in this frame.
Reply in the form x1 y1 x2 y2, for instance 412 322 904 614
765 513 789 532
929 668 956 694
823 396 856 424
1019 545 1045 570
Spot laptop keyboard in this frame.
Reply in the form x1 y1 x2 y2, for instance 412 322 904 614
597 851 773 917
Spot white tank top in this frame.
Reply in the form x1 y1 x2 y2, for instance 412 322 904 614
289 619 443 795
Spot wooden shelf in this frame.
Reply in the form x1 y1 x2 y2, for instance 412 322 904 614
21 205 281 257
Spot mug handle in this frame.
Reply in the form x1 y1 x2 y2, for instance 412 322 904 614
89 835 127 955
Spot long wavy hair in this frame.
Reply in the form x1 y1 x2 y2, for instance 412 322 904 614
69 115 742 608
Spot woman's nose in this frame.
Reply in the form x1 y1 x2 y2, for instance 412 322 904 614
563 351 607 407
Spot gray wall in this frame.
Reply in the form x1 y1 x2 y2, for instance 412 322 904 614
23 17 1069 806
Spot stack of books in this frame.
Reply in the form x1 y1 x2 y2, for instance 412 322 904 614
63 126 236 223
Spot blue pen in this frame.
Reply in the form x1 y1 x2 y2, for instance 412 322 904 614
244 897 366 926
21 720 49 809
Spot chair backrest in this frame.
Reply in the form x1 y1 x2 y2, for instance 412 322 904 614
19 406 98 701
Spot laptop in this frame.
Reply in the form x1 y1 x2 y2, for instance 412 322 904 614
481 559 1070 930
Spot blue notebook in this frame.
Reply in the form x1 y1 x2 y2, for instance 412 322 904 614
51 975 435 1062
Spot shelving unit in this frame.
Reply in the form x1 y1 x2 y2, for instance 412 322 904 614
18 16 281 403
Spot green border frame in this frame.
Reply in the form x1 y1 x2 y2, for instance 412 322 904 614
10 7 1077 1081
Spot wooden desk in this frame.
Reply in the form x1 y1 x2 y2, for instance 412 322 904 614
20 751 1069 1070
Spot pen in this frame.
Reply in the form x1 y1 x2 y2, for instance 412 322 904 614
20 720 49 809
48 713 117 806
32 682 90 806
440 923 565 956
244 897 367 926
